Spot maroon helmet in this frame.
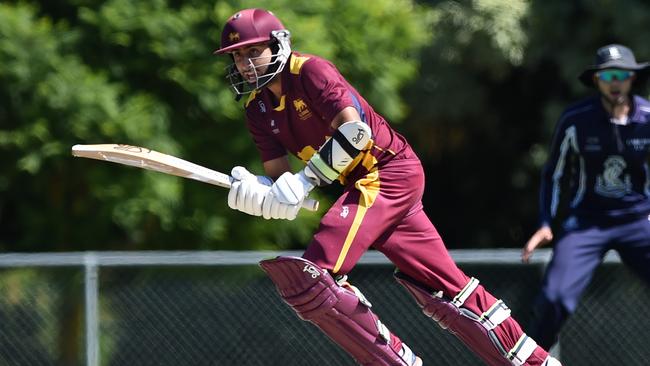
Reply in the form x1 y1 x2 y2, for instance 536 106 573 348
214 9 292 96
214 8 285 55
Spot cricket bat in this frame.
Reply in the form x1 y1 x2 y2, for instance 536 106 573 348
71 144 319 212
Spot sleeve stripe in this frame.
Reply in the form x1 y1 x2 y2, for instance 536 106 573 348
551 125 578 217
348 91 367 123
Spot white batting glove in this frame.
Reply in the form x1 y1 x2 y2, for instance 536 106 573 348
271 171 315 205
262 192 301 220
227 166 273 217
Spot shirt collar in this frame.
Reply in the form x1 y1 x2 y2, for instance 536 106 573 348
629 95 650 123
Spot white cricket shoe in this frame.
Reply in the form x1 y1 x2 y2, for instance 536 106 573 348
399 344 422 366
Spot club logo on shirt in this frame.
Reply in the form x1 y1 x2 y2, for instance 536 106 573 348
340 206 349 218
628 138 650 151
258 100 266 113
293 98 312 120
595 155 632 198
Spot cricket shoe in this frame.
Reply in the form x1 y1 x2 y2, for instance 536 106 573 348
399 343 422 366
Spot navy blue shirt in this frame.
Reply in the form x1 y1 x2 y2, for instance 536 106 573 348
540 95 650 226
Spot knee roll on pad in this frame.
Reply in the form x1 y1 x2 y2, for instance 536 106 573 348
394 271 538 366
260 256 414 366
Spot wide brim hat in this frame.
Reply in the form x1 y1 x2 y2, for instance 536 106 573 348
578 44 650 88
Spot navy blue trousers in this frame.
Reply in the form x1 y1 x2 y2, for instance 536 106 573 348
528 215 650 350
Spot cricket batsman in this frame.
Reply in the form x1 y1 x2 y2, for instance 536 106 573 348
214 8 562 366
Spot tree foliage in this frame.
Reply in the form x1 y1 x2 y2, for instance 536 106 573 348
0 0 431 251
2 0 650 251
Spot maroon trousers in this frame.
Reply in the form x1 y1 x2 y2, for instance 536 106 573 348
303 157 550 365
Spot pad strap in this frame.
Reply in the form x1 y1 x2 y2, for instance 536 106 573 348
260 256 413 366
395 271 538 366
508 334 538 366
480 300 512 330
452 277 480 307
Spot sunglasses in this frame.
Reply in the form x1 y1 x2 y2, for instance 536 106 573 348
596 69 635 83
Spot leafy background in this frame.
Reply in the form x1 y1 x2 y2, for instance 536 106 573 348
1 0 649 252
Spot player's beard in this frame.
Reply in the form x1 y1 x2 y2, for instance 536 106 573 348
602 90 630 125
602 89 628 108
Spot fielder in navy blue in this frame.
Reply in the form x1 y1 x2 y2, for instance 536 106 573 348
522 44 650 350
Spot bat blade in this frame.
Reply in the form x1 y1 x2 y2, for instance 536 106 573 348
71 144 232 188
71 144 319 211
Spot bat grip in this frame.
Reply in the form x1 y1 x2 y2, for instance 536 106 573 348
302 198 319 212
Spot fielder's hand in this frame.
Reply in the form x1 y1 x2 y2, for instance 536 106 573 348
227 166 272 217
521 226 554 263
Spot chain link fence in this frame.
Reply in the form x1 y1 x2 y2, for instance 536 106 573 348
0 250 647 366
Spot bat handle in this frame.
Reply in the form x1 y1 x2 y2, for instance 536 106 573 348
302 198 319 212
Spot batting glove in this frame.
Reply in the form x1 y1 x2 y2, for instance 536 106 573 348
270 171 315 206
261 192 301 220
227 166 273 217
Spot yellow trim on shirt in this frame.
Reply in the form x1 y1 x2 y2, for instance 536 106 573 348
332 168 381 273
273 95 286 111
245 89 261 108
290 55 310 74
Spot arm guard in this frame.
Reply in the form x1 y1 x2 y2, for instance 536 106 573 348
303 120 372 187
